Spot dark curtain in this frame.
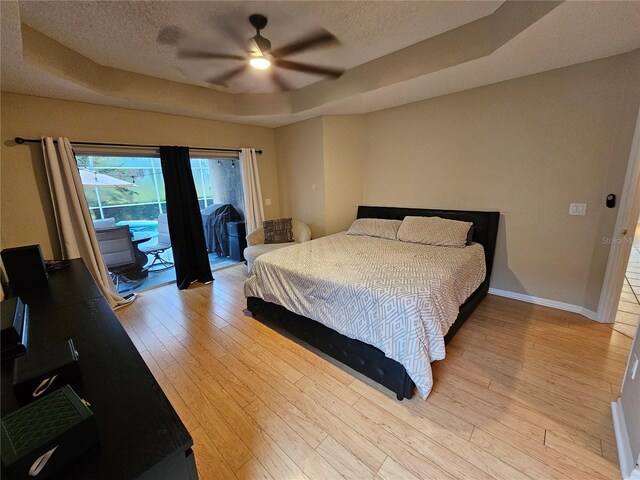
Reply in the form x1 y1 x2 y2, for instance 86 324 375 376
159 146 213 289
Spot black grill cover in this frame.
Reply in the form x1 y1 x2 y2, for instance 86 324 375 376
201 204 242 256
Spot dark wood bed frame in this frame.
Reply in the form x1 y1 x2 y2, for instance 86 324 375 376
247 205 500 400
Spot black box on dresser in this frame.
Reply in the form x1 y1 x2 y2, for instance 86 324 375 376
13 339 81 405
1 297 29 361
0 245 48 293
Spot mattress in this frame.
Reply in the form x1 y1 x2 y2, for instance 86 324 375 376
244 232 486 398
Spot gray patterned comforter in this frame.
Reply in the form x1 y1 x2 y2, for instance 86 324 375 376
244 232 486 398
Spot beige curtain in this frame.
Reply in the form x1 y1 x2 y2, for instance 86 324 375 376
41 137 133 309
239 148 265 233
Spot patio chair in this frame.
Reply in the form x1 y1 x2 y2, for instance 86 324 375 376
139 213 174 272
95 225 140 291
93 217 116 229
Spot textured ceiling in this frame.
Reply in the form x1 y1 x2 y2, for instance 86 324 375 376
2 1 639 127
16 1 501 93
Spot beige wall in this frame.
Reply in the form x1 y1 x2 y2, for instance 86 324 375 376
275 116 364 238
0 93 279 258
3 50 638 313
275 117 326 238
274 51 640 313
362 51 640 312
323 116 365 235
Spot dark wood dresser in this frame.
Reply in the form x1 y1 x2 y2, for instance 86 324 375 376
1 259 197 479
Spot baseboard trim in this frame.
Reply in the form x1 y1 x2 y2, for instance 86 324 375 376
612 399 640 480
487 288 599 322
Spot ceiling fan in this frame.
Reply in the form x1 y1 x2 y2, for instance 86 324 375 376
159 14 344 91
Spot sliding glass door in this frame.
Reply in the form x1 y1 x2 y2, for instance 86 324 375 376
79 154 165 226
76 152 245 293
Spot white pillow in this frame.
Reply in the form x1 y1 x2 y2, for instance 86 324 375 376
397 216 473 248
346 218 402 240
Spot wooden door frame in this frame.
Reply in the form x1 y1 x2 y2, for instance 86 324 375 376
598 108 640 323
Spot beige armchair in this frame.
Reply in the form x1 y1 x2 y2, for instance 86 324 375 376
244 220 311 270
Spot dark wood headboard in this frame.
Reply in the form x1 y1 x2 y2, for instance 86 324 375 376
356 205 500 282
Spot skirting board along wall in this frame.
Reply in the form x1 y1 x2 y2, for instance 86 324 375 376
612 399 640 480
488 288 599 322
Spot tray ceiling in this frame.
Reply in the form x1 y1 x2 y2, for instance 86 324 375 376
1 1 639 127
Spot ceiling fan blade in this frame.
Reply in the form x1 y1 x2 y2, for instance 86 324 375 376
270 71 292 91
247 37 261 56
274 59 344 78
178 50 246 61
207 65 248 86
269 30 339 58
213 20 249 53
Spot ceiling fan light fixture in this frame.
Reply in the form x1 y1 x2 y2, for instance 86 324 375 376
171 13 343 90
250 56 271 70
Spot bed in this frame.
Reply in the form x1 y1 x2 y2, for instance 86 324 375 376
245 206 500 399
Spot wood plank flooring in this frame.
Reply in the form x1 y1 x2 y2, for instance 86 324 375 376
115 264 632 480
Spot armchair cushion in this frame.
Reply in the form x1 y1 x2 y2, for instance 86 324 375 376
246 227 265 247
263 218 294 244
244 219 311 271
293 220 312 243
244 242 296 270
246 219 311 247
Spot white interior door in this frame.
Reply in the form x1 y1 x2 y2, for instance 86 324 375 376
599 108 640 323
612 322 640 479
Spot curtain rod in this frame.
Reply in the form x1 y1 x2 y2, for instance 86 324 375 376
13 137 262 155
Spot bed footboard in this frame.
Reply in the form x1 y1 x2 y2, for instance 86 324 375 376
247 296 414 400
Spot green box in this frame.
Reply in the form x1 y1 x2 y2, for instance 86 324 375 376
1 385 99 479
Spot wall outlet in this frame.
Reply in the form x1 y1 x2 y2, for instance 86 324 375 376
264 198 272 206
569 203 587 216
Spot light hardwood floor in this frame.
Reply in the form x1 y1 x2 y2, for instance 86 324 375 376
615 223 640 338
116 264 632 480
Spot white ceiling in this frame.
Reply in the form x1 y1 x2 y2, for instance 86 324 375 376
15 1 501 93
1 1 639 127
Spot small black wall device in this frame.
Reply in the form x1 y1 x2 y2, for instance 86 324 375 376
606 194 616 208
0 245 48 293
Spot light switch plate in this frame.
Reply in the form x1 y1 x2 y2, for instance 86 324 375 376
569 203 587 216
264 198 272 206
